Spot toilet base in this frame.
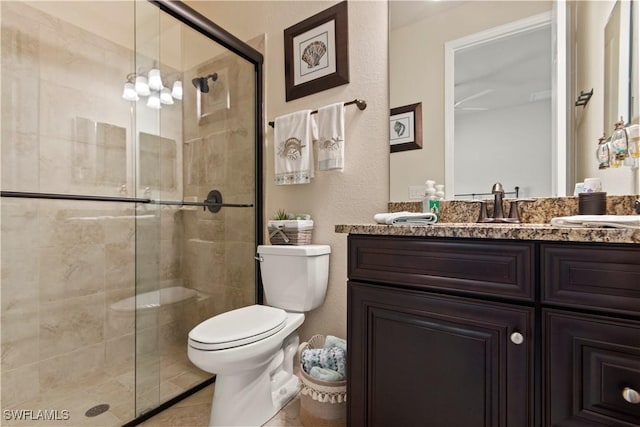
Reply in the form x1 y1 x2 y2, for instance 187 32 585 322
208 333 300 426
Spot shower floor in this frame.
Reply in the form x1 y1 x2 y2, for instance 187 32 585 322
1 344 210 427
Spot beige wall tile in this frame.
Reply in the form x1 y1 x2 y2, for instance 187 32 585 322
39 244 105 302
39 293 105 360
105 334 135 377
38 343 105 392
1 246 39 313
1 363 40 407
0 199 39 249
1 131 40 191
1 308 39 370
105 241 135 291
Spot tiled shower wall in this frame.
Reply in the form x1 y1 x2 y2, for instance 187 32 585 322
179 49 257 339
1 2 256 423
1 2 140 418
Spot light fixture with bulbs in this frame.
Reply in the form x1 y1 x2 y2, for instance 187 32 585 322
122 70 182 108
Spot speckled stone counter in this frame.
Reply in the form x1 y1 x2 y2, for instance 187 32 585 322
339 195 640 243
334 222 640 244
389 195 639 223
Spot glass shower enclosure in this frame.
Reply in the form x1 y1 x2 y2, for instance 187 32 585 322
0 1 263 425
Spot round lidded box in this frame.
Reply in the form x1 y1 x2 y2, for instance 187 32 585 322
578 192 607 215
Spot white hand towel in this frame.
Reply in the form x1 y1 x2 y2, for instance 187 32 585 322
316 102 345 171
550 215 640 229
373 211 438 225
274 110 318 185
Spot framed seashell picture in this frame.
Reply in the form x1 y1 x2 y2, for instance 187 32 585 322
390 103 423 153
284 1 349 101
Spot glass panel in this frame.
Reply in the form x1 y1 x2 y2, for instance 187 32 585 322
133 1 257 415
1 0 258 422
1 2 136 425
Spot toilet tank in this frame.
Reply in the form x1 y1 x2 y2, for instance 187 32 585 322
257 244 331 312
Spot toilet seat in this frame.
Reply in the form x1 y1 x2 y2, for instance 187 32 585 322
189 305 287 351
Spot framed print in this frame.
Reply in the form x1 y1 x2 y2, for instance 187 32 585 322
284 1 349 101
390 102 422 153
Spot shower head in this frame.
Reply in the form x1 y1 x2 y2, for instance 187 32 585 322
191 73 218 93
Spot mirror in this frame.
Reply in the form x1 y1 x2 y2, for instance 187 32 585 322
389 0 639 201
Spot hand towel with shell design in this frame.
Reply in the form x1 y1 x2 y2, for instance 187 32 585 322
316 102 345 171
274 110 318 185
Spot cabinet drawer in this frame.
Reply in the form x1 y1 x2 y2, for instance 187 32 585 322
348 235 534 300
544 309 640 426
542 244 640 316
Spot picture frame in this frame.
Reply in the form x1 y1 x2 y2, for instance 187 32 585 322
390 102 423 153
284 1 349 101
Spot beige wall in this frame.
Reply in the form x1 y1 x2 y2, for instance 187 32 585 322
389 1 552 201
188 0 389 340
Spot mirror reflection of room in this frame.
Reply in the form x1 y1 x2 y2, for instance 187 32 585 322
389 0 639 202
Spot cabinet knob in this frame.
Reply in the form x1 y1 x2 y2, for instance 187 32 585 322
622 387 640 404
510 332 524 345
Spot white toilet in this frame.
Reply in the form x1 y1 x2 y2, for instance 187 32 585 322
187 244 331 426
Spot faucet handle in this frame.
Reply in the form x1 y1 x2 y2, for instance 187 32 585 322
475 200 489 223
507 199 535 223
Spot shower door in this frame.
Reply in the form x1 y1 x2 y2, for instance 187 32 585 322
0 0 262 424
132 0 263 417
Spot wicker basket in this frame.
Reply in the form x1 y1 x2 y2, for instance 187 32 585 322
268 220 313 245
297 335 347 427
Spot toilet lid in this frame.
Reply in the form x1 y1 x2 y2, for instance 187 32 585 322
189 305 287 351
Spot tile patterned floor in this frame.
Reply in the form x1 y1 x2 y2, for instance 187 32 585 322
0 345 209 427
138 384 303 427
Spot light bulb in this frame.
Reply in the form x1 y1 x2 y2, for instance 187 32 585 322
135 76 150 96
122 82 139 101
146 93 161 110
160 88 174 105
148 69 164 91
171 81 183 100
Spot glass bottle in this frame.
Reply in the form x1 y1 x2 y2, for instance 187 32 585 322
610 117 629 160
595 133 610 169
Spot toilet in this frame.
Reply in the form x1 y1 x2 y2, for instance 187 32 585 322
187 244 331 426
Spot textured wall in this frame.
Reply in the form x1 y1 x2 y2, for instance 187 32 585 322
188 0 390 340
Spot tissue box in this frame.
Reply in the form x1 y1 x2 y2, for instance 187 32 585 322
267 220 313 245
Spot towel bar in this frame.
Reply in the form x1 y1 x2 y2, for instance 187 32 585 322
268 99 366 128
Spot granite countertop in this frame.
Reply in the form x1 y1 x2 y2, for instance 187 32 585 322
334 222 640 244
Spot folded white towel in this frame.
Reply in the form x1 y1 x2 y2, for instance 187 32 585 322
274 110 318 185
316 102 345 171
550 215 640 229
374 211 438 225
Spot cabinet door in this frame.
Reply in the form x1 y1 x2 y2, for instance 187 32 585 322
544 309 640 427
348 281 534 427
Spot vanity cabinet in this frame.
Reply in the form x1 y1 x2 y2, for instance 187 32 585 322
346 235 640 427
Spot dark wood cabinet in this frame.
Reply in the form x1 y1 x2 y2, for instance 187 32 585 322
349 282 533 427
544 310 640 426
347 235 640 427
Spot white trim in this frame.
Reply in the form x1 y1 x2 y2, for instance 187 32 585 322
444 11 558 199
553 0 567 196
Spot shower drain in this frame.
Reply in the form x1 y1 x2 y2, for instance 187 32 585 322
85 404 110 417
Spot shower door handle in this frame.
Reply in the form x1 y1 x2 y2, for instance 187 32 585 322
201 190 253 213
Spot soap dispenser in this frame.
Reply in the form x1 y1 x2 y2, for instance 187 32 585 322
423 186 436 213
